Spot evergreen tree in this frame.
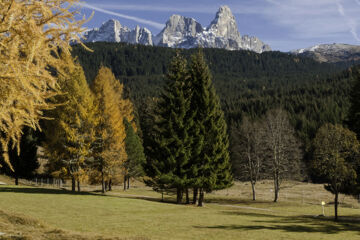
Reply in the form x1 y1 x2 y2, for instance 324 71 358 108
144 53 193 203
43 61 96 192
188 50 233 206
123 119 146 190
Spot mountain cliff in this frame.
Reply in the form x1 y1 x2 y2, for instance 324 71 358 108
84 19 153 46
83 6 271 53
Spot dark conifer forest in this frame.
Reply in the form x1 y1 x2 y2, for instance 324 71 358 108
72 42 359 177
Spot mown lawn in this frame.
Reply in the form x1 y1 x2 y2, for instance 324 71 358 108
0 182 359 240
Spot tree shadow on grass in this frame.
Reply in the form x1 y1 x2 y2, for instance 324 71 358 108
204 197 272 205
194 213 360 234
0 187 98 196
0 186 189 206
221 211 283 218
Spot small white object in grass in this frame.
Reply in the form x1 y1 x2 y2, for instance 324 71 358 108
0 232 5 236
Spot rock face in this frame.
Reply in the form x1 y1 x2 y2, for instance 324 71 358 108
207 5 241 42
292 43 360 63
153 15 203 47
154 5 271 53
83 6 271 53
84 19 153 46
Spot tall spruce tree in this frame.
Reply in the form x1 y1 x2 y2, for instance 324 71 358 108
124 119 146 190
144 53 193 203
188 50 233 206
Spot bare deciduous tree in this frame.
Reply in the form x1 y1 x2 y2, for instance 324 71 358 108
261 109 302 202
238 116 263 201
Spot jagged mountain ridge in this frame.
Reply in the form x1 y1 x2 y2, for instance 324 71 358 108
84 19 153 46
83 6 271 53
292 43 360 63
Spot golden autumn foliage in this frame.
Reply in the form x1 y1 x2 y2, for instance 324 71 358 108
43 60 97 189
91 67 135 192
0 0 89 168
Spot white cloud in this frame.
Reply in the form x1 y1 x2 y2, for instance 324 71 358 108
82 4 217 14
78 2 165 29
254 0 360 42
335 0 360 42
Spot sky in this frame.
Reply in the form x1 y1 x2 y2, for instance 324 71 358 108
77 0 360 52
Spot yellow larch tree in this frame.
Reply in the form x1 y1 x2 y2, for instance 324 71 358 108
43 59 97 192
91 67 134 193
0 0 89 168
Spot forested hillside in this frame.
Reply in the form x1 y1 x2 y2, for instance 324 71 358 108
72 42 357 170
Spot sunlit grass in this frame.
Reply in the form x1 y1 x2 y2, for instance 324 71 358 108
0 180 359 240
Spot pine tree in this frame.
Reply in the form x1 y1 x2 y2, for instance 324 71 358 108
91 67 134 193
144 53 193 203
0 0 88 168
188 50 233 206
123 119 146 190
43 61 96 192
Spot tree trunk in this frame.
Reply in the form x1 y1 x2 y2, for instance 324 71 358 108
101 170 105 194
176 188 183 204
15 177 19 186
198 188 204 207
77 180 80 192
193 188 198 204
185 188 190 204
105 181 108 191
251 182 256 201
127 177 130 189
334 192 339 221
71 176 76 192
123 175 127 191
273 174 279 202
109 178 112 191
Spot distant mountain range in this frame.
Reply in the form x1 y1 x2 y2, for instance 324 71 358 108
82 5 360 62
83 6 271 54
292 43 360 63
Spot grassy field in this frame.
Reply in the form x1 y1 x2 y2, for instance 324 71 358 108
0 176 359 240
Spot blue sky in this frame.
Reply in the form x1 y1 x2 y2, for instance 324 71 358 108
77 0 360 51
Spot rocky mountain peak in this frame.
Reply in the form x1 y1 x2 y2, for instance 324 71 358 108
84 19 152 45
83 6 271 53
207 5 241 41
154 14 203 47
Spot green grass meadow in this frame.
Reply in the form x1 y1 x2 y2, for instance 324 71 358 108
0 179 359 240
